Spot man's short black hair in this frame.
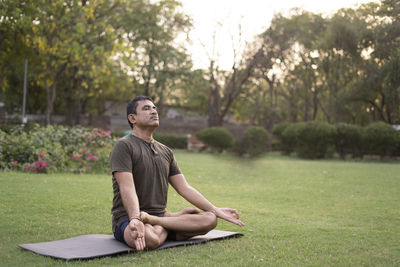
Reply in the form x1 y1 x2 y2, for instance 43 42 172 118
126 96 154 129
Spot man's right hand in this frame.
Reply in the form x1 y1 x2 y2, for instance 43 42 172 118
129 219 146 250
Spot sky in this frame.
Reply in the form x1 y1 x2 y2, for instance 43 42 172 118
180 0 378 70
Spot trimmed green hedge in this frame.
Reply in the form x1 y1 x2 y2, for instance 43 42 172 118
196 127 234 152
234 126 269 157
395 131 400 157
334 123 363 159
154 133 187 149
281 122 305 155
272 122 291 153
296 122 336 159
281 121 336 159
363 122 398 158
274 121 400 159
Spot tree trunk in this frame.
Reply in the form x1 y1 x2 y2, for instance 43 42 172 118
45 77 57 126
44 64 66 125
65 73 81 125
207 87 223 126
65 99 81 126
312 90 318 120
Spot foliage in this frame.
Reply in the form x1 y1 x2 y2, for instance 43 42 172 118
271 122 291 152
196 127 234 152
295 121 337 159
0 124 115 173
110 0 193 109
280 122 306 155
234 126 269 157
154 132 187 149
280 122 337 159
1 0 399 129
334 123 363 159
240 1 400 127
395 131 400 157
0 0 192 123
362 121 398 158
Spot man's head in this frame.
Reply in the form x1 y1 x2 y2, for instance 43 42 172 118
126 96 158 129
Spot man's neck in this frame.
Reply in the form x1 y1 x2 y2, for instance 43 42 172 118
131 127 155 142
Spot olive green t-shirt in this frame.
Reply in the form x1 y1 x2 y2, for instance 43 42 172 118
110 134 181 232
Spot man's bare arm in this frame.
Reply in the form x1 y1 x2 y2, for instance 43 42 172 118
169 174 244 227
114 171 146 250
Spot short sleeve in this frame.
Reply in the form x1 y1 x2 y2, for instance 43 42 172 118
110 139 133 174
169 155 181 177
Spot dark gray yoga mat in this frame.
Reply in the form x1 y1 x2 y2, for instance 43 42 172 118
19 229 243 260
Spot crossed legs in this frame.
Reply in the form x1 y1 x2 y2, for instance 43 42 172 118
123 208 218 250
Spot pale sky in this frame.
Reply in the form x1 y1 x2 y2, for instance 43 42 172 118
180 0 378 70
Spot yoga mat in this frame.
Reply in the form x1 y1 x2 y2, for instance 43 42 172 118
19 229 243 260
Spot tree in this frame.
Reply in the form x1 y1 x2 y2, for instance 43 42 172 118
205 28 265 127
247 1 399 126
116 0 193 111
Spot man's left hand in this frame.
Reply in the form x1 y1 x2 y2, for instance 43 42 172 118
214 208 244 227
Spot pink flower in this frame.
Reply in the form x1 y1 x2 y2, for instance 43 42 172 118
72 155 82 161
86 154 99 162
39 151 44 159
24 165 32 170
81 149 87 154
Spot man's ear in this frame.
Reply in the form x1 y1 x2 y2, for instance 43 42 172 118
128 113 136 125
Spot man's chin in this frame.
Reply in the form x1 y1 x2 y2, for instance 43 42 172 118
150 121 159 127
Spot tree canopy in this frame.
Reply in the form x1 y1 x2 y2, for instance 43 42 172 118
0 0 399 127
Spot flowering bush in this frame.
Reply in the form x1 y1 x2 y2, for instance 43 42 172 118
82 129 112 147
7 158 20 171
24 161 50 173
69 148 103 174
0 124 116 173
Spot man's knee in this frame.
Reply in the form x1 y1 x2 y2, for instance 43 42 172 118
201 211 217 231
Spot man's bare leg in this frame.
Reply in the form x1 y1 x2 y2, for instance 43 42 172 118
140 209 217 235
164 207 201 217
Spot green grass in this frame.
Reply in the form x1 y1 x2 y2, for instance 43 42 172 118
1 152 399 266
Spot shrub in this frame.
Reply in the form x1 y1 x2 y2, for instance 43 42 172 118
272 122 291 152
112 130 128 138
294 121 337 159
334 123 363 159
234 126 269 157
0 124 116 173
154 133 187 149
281 122 305 155
394 131 400 157
196 127 234 152
362 122 398 159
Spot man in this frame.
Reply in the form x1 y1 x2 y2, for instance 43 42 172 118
110 96 244 250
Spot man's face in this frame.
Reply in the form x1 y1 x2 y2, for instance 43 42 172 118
129 99 159 128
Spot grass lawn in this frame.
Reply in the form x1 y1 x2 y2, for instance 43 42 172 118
1 152 399 266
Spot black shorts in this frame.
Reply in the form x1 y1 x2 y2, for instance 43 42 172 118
114 213 176 245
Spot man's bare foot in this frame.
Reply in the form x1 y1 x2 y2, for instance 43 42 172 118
140 211 150 224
